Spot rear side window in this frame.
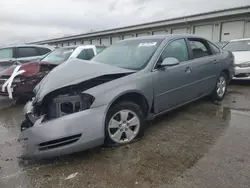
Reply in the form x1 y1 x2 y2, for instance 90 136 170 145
188 39 212 59
77 48 95 60
16 47 39 58
209 42 220 54
37 47 52 55
0 48 13 58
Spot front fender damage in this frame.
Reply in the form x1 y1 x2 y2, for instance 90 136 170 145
21 73 133 131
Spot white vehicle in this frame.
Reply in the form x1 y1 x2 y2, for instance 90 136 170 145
223 38 250 80
42 45 106 63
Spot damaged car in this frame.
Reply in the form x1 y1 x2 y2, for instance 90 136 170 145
0 45 105 102
19 35 234 159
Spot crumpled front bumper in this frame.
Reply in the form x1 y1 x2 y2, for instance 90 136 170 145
19 101 107 159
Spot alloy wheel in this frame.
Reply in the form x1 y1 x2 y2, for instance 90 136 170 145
217 76 226 98
108 110 140 144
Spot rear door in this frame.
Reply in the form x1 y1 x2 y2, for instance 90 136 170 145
16 46 41 63
186 38 219 96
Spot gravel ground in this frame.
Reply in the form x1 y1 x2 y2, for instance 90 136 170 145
0 80 250 188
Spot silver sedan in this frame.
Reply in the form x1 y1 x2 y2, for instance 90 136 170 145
19 35 234 159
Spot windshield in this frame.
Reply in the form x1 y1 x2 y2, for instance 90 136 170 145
223 40 250 52
92 39 163 70
41 47 76 64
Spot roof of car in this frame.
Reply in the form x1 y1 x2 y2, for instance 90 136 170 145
230 38 250 42
121 34 204 41
60 45 106 49
0 44 54 50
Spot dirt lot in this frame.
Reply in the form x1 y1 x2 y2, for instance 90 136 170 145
1 81 250 188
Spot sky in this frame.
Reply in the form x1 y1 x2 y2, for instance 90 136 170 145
0 0 249 45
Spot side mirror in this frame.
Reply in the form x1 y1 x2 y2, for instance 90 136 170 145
159 57 180 68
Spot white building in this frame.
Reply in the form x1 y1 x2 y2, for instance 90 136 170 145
30 6 250 47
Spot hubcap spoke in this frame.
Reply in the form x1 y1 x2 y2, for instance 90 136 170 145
217 87 220 94
120 111 129 121
222 80 225 85
217 82 220 88
220 88 223 94
112 129 123 141
109 119 120 128
125 129 135 140
128 117 138 126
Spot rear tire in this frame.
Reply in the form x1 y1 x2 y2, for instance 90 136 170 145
211 72 228 101
104 101 145 147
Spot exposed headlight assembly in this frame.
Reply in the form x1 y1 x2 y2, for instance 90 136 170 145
237 62 250 68
48 93 95 118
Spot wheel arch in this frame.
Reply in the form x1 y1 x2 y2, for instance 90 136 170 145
221 69 229 80
105 90 151 118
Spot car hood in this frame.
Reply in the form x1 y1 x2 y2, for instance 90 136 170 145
34 59 135 103
232 51 250 64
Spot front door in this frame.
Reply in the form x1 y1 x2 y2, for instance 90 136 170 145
153 38 195 113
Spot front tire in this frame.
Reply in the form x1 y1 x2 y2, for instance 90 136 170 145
211 72 228 101
104 101 145 147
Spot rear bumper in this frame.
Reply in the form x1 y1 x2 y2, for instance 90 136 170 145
19 102 107 159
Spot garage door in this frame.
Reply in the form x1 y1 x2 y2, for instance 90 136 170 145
221 21 244 41
137 32 148 37
244 21 250 38
101 38 110 46
63 42 68 46
172 28 189 34
153 30 168 35
91 39 100 45
69 41 75 46
111 36 120 44
123 34 134 39
75 41 82 45
194 25 213 41
84 40 91 45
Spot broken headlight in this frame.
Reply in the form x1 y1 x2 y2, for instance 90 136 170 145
48 93 95 118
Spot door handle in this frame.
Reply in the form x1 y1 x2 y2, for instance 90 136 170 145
213 59 219 64
185 67 192 74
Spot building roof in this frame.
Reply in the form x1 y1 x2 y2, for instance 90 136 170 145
121 34 206 41
0 44 54 49
30 5 250 44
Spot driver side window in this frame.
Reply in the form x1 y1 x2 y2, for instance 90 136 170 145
160 39 189 63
